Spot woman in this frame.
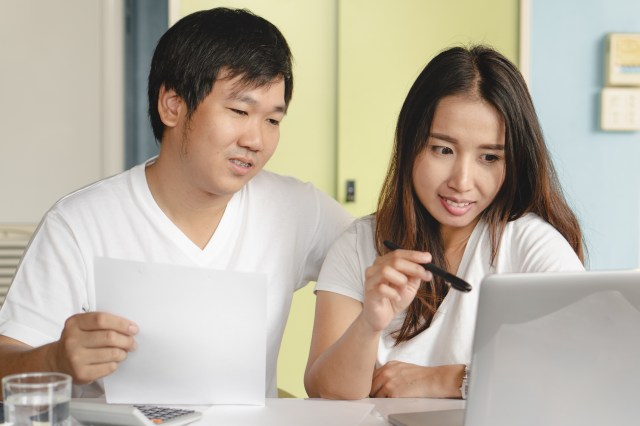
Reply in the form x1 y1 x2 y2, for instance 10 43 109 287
304 45 585 400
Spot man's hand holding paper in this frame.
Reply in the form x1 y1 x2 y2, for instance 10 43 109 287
53 311 138 385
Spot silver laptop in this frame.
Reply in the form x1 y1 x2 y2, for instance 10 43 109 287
389 269 640 426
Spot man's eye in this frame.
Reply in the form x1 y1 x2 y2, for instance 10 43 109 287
267 118 280 126
230 108 247 116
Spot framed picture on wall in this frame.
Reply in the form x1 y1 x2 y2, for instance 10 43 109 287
605 33 640 86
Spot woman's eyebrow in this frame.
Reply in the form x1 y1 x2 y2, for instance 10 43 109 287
478 144 505 150
429 132 457 143
429 133 505 150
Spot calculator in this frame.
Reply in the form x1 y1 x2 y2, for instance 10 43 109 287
69 400 202 425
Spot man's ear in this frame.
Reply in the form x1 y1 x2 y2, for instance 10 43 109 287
157 85 184 128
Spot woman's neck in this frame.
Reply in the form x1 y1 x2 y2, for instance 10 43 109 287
441 219 479 274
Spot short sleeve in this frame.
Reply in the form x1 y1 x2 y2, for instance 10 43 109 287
314 217 377 302
0 209 88 347
298 186 353 287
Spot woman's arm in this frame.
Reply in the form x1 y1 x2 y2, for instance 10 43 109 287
304 291 379 399
304 248 431 399
371 361 465 398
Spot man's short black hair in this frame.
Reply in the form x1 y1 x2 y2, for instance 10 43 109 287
148 7 293 142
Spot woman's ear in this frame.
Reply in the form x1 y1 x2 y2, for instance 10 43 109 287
157 85 183 128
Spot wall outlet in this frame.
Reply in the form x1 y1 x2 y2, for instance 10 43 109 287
600 87 640 131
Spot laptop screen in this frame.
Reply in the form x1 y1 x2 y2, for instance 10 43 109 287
465 270 640 426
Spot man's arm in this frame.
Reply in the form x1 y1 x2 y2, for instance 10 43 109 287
0 312 138 392
0 335 55 378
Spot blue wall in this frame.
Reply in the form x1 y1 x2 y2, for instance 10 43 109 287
530 0 640 270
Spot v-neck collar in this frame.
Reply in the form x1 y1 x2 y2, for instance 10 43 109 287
131 159 242 268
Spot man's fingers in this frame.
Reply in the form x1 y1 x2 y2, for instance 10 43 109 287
61 343 131 384
68 312 138 335
86 347 130 364
71 361 120 385
81 329 137 352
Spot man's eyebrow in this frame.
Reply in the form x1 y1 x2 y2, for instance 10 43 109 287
228 92 286 113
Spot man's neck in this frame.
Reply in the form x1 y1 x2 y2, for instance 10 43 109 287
145 158 231 250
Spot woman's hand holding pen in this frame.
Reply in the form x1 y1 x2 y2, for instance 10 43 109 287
50 312 138 385
362 248 433 332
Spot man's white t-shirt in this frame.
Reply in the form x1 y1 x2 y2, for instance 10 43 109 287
0 160 353 397
315 213 584 368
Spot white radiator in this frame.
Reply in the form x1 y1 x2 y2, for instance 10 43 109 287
0 225 35 307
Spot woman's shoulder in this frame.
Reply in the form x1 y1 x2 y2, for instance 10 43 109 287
351 214 375 233
471 213 557 251
505 212 561 237
334 215 375 249
499 213 583 272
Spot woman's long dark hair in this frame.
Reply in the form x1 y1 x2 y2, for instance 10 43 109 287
375 45 584 344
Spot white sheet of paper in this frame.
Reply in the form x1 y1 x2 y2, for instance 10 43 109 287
94 257 267 405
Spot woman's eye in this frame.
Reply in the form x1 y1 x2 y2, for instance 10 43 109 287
432 146 453 155
482 154 501 163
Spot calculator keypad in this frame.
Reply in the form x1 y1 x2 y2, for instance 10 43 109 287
134 405 197 424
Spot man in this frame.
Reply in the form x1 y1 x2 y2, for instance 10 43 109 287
0 7 352 398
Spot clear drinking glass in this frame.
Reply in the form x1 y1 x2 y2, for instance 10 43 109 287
2 372 72 426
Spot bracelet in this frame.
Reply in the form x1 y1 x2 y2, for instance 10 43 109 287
460 364 469 400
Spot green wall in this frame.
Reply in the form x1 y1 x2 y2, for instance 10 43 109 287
178 0 519 398
338 0 519 217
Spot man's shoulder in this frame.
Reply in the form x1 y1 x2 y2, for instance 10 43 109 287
246 170 351 227
51 167 138 214
248 170 319 198
251 169 309 186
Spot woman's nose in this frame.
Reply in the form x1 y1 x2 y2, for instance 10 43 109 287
447 158 473 193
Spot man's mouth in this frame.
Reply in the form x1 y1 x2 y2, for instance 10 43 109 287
231 159 252 168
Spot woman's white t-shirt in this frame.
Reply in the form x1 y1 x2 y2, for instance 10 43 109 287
315 213 584 367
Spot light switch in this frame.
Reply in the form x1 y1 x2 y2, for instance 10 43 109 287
600 87 640 131
345 180 356 202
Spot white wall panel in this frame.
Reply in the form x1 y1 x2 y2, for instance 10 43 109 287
0 0 124 224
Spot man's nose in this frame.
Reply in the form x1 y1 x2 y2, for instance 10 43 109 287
238 120 264 152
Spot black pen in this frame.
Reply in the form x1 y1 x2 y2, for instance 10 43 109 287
383 240 472 292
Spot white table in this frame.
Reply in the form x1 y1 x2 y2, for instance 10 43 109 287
0 397 464 426
193 397 465 425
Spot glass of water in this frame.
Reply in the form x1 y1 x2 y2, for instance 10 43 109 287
2 372 72 426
